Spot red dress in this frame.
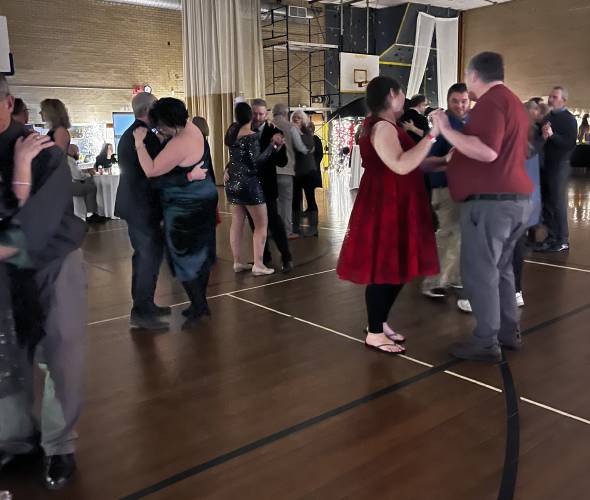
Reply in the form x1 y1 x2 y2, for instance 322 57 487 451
337 116 439 285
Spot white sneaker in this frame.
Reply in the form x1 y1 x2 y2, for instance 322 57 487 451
252 265 275 276
233 263 253 273
516 292 525 307
457 299 472 313
422 287 447 298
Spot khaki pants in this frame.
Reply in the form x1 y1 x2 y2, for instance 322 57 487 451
422 187 461 291
277 174 294 233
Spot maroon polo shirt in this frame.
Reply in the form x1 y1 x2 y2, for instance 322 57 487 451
446 84 533 202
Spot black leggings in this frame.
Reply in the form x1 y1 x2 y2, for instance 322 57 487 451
365 284 404 333
512 233 529 293
293 174 318 213
182 266 211 316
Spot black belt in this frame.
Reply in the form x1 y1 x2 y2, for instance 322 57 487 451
464 194 531 202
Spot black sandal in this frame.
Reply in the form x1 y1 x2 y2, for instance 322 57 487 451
364 327 406 343
364 341 406 356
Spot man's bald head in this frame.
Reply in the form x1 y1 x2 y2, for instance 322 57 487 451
132 92 157 121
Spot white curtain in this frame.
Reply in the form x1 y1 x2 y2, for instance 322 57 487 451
435 18 459 108
406 12 435 98
182 0 265 179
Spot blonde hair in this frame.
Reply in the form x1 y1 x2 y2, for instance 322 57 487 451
290 109 310 127
41 99 71 129
192 116 209 137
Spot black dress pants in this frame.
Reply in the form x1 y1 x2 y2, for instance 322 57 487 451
127 219 164 312
293 174 318 213
542 162 570 244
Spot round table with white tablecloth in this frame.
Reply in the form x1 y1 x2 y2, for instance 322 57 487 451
93 174 120 218
349 144 364 190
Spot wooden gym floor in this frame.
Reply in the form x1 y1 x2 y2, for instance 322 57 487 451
2 174 590 499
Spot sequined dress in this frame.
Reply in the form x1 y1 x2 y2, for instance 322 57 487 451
225 132 274 205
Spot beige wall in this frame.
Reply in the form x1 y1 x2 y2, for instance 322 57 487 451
0 0 183 124
462 0 590 109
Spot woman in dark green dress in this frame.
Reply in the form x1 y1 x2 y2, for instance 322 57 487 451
134 98 218 327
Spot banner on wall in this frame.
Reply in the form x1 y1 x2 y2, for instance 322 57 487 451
0 17 13 75
406 12 458 107
340 53 379 93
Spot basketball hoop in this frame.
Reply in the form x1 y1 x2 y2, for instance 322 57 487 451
354 69 368 89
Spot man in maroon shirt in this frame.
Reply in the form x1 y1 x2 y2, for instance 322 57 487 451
432 52 533 362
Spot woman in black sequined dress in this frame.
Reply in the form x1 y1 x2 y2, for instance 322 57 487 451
225 103 281 276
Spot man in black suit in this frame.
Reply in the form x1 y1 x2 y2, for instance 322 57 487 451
116 93 171 329
224 99 293 272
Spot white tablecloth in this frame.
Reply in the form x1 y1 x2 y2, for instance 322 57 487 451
349 145 364 190
93 174 120 218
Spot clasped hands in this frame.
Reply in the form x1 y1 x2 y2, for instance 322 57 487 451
542 122 553 140
271 132 285 149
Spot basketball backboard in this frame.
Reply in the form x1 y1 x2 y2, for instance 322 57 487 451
340 53 379 93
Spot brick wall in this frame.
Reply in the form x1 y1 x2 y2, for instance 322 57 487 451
0 0 183 124
463 0 590 109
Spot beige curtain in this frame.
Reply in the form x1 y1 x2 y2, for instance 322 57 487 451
182 0 265 181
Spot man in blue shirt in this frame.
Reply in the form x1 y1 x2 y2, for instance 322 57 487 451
421 83 470 298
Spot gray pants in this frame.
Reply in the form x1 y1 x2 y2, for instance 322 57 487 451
423 187 461 290
71 180 98 214
277 174 294 234
460 199 532 347
0 249 87 456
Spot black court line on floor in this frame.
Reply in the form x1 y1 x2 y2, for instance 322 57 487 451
119 300 590 500
498 358 519 500
120 358 461 500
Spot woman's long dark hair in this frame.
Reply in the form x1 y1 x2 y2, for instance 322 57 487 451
149 97 189 129
582 114 589 128
97 142 112 158
235 102 252 126
366 76 402 114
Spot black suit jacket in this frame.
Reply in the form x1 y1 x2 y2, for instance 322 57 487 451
115 119 163 225
401 109 430 144
258 122 288 201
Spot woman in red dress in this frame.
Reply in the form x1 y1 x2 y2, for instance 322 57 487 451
337 76 440 355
